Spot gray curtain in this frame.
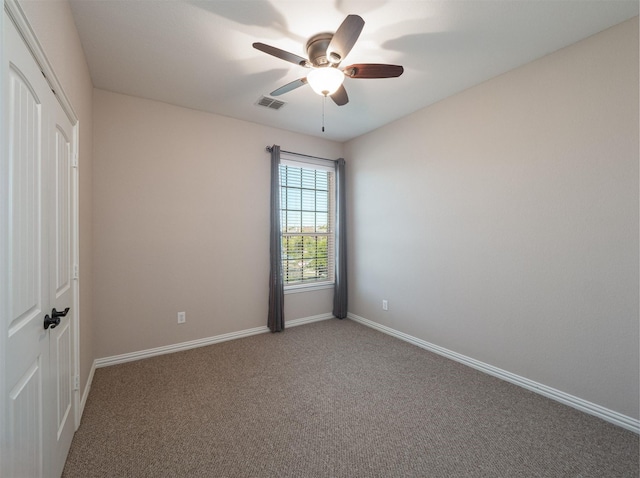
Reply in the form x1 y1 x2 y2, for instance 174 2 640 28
268 145 285 332
333 158 348 319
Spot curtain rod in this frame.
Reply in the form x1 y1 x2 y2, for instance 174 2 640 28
265 146 337 163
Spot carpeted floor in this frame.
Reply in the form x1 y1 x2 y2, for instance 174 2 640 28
63 319 639 477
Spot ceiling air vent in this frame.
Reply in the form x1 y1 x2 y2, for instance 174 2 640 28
257 96 286 110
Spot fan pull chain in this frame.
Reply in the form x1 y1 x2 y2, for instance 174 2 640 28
322 95 326 133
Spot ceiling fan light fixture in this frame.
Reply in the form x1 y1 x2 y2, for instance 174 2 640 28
307 67 345 96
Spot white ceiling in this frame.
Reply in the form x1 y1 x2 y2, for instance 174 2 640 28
68 0 638 142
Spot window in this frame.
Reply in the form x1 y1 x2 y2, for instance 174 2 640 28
279 158 334 289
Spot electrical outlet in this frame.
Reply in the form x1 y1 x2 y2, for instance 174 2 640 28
382 300 388 311
177 311 186 324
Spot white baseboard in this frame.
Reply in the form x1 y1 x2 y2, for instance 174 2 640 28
347 313 640 434
94 313 335 369
95 325 270 368
286 313 334 327
77 360 96 427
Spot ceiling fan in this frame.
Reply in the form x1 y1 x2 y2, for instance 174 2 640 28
253 14 403 106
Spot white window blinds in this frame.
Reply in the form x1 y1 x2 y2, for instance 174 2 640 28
279 159 335 287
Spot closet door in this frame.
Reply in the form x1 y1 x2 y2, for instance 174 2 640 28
47 86 75 478
3 11 76 477
4 12 52 476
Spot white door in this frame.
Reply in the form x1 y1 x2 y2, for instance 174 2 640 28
47 88 76 478
3 11 76 477
5 14 51 476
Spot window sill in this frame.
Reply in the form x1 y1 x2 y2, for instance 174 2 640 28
284 282 334 295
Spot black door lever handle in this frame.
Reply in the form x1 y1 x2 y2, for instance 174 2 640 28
52 307 70 319
44 307 70 330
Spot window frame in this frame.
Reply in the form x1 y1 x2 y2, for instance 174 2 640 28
279 154 335 292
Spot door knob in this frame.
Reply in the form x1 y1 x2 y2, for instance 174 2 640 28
44 307 70 330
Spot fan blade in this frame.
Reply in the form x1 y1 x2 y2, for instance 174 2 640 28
344 64 404 79
271 77 308 96
253 42 309 67
330 84 349 106
326 15 364 65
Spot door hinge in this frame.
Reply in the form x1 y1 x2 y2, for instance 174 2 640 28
72 153 78 168
73 375 80 391
73 264 79 280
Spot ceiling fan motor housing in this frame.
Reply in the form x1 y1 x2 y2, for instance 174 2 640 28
306 33 334 67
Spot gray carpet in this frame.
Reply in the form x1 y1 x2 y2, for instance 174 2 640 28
63 319 639 477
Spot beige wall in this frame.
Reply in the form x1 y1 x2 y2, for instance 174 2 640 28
92 90 343 358
20 0 95 399
344 18 639 419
